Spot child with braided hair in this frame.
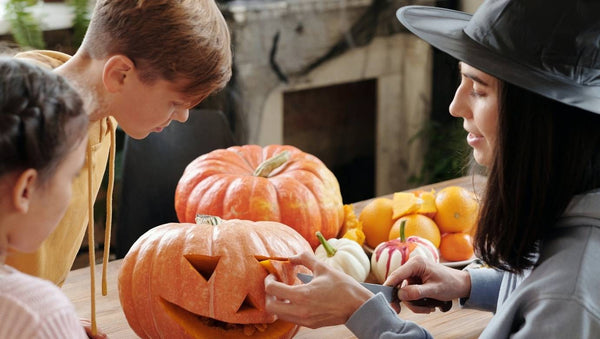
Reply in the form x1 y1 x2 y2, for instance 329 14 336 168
0 58 95 338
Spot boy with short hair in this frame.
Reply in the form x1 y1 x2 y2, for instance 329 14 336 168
8 0 231 334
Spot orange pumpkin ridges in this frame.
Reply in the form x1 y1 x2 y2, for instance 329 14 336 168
118 219 311 338
174 144 344 249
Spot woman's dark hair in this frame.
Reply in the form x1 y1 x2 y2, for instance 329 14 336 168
0 58 88 184
475 81 600 274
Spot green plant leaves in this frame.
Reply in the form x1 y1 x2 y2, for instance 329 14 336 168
4 0 45 49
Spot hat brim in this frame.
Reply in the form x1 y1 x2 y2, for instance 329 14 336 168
397 6 600 114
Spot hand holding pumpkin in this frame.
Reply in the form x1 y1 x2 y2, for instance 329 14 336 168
264 251 373 329
371 220 440 283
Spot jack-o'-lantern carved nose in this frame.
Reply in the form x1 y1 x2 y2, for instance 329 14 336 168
238 295 259 312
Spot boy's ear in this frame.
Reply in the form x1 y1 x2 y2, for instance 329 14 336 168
102 55 136 93
12 169 38 214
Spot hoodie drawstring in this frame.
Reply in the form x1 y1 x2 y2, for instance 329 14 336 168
86 139 97 336
87 117 116 337
102 118 116 296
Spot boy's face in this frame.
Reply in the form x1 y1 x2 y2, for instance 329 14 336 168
112 75 194 139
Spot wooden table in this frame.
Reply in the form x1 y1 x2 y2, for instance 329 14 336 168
63 175 492 338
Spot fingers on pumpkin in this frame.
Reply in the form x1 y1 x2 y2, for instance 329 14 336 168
259 259 290 282
288 251 318 269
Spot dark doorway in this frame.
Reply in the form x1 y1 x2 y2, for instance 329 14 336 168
283 79 376 204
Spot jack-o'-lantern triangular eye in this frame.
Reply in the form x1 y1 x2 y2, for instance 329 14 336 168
184 254 220 281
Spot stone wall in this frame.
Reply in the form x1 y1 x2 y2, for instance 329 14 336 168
221 0 434 196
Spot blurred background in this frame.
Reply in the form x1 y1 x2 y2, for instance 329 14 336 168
0 0 483 267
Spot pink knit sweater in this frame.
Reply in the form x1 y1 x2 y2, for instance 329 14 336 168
0 264 86 338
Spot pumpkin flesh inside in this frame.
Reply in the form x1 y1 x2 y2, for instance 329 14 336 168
160 297 298 339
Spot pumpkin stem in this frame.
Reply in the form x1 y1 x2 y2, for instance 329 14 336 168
399 220 407 242
253 151 290 177
195 214 223 225
316 231 337 257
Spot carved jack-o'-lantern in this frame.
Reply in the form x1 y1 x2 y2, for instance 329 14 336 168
118 217 312 338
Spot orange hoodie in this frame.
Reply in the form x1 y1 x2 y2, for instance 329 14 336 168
7 50 117 334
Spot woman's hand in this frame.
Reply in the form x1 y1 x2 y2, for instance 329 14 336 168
80 319 108 339
384 256 471 313
264 251 373 328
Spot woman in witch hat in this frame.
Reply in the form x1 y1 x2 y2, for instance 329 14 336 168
264 0 600 337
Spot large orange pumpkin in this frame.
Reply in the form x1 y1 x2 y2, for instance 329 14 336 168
175 144 344 248
118 217 312 338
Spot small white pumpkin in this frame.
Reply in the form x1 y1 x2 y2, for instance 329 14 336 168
314 232 370 282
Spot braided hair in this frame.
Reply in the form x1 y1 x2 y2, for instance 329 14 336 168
0 57 88 185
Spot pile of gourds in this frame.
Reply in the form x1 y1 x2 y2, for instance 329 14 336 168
315 216 438 284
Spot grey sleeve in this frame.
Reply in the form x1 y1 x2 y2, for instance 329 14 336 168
460 267 503 312
481 297 600 338
345 293 433 339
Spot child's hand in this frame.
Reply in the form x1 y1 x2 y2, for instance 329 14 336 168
80 318 108 339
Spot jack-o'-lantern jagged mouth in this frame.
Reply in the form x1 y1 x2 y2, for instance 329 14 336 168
160 297 278 337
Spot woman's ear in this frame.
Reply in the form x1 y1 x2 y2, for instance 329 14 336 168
102 55 136 93
12 169 38 214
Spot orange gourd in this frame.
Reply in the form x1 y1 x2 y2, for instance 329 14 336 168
175 145 344 248
118 217 312 338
